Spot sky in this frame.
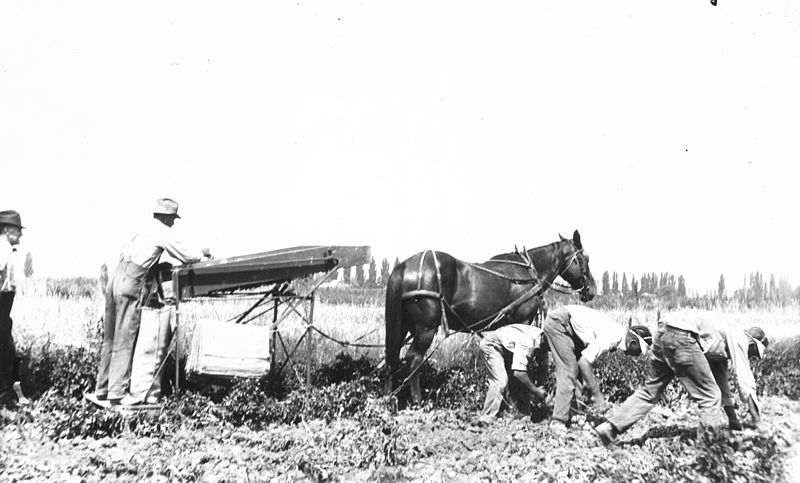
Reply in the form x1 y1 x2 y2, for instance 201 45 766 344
1 1 798 294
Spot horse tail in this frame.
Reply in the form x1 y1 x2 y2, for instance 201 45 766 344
384 259 406 391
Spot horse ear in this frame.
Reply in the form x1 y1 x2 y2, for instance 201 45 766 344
559 233 567 242
573 230 583 249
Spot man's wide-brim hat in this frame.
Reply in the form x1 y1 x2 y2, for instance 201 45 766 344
154 198 181 218
0 210 24 229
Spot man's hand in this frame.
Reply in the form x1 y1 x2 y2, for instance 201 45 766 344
201 248 213 259
531 387 547 401
592 399 612 415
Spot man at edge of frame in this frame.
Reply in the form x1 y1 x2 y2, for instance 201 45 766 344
595 309 768 446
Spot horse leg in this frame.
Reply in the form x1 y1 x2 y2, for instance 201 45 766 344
405 326 437 405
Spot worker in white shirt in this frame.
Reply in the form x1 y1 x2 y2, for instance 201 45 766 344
475 323 549 425
0 210 28 407
93 198 211 405
595 310 768 446
542 305 652 434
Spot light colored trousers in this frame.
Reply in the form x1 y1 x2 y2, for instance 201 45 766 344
542 308 583 424
608 326 722 433
95 261 148 399
479 332 531 418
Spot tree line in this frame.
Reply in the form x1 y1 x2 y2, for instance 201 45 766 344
580 270 800 310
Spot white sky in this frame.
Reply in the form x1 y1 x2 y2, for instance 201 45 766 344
1 1 798 293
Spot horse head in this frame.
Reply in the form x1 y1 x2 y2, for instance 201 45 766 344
557 230 597 302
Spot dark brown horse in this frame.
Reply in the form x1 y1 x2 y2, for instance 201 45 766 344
384 230 596 403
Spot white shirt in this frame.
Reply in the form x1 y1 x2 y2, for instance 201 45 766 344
0 237 18 292
662 309 760 411
119 218 205 271
564 305 627 365
492 324 545 372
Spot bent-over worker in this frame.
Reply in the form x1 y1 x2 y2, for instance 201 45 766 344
476 323 549 425
93 198 211 405
595 310 768 446
543 305 652 434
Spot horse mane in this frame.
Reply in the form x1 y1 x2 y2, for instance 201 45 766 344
488 239 571 263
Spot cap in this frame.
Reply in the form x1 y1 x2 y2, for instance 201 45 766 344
154 198 181 218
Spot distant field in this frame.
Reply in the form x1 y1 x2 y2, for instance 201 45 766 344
13 279 800 372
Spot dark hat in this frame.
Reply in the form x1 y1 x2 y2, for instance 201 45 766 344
630 325 653 346
0 210 23 229
745 326 768 358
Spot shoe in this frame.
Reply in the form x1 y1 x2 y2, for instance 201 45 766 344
549 420 568 435
120 395 143 406
472 416 494 427
13 382 30 406
594 422 617 447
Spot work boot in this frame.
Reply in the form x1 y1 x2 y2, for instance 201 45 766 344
594 422 617 447
724 405 743 431
472 415 495 427
13 382 30 406
120 394 143 406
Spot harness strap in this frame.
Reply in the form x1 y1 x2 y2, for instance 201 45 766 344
412 251 450 336
401 289 442 301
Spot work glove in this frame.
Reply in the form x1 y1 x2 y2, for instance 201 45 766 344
724 405 742 430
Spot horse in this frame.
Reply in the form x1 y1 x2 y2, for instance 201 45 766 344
384 230 596 403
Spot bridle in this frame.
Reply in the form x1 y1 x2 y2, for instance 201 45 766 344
549 247 590 296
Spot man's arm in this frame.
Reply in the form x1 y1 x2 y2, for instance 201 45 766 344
577 356 607 409
162 236 210 264
511 370 547 401
725 329 761 423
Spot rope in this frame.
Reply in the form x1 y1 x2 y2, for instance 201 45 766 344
467 262 538 284
310 326 384 348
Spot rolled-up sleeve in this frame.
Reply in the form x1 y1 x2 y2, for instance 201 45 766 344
159 226 205 264
581 326 625 365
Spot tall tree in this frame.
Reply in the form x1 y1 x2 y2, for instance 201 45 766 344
717 274 726 301
367 257 377 287
343 266 351 285
601 271 610 295
100 263 109 289
355 264 365 287
677 275 686 299
379 258 391 287
768 274 776 302
631 278 639 299
23 252 34 278
612 272 619 294
621 273 629 297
